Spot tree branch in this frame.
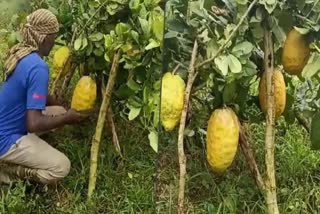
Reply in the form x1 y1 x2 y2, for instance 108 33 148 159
239 123 265 191
195 0 258 69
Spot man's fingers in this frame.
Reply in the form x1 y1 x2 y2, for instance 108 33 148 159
76 109 94 115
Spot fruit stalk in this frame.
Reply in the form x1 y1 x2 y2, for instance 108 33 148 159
87 50 121 199
177 40 198 214
262 15 279 214
58 62 77 101
239 123 265 191
50 54 73 95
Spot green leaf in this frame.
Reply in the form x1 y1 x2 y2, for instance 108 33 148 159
139 17 150 36
131 30 139 44
89 32 104 42
145 39 160 50
81 37 88 50
207 39 219 59
128 107 141 120
129 0 140 11
115 23 131 36
232 41 254 57
148 131 158 153
105 35 113 48
215 55 229 76
153 106 159 128
74 37 82 51
236 0 248 4
311 112 320 150
302 53 320 78
228 54 242 74
127 79 141 91
151 14 164 42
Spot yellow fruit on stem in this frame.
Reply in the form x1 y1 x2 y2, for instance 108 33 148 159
53 46 70 68
281 28 310 75
259 68 286 119
206 107 240 173
160 72 186 131
71 76 97 111
53 46 71 75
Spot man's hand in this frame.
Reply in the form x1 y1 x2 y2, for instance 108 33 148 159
26 108 93 133
64 109 93 124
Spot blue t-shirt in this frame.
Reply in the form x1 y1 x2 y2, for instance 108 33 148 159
0 52 49 156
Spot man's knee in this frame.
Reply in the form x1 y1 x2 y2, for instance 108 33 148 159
38 154 71 184
54 155 71 178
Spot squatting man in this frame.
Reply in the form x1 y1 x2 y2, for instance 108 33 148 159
0 9 93 186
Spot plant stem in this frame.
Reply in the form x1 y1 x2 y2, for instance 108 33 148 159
195 0 258 69
263 14 279 214
76 0 109 39
177 40 198 214
106 107 122 157
87 50 121 200
49 54 73 96
59 61 77 102
239 123 265 191
172 64 181 75
101 80 123 157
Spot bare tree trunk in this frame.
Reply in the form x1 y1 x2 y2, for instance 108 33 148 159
177 40 198 214
263 15 279 214
87 51 121 200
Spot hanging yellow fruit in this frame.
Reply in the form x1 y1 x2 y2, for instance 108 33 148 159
53 46 70 69
206 107 240 173
52 46 71 77
71 76 97 111
281 28 310 75
259 68 286 119
160 72 186 131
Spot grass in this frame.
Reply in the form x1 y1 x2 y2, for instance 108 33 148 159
0 118 156 214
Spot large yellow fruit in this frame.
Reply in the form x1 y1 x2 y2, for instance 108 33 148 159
160 72 185 131
71 76 97 111
282 28 310 75
53 46 70 72
259 68 286 119
206 107 240 173
53 46 70 68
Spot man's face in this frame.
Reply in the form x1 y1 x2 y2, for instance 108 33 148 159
41 33 57 56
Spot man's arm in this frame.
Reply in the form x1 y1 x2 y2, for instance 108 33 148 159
27 109 68 132
26 109 87 133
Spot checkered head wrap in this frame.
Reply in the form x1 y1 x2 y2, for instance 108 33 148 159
3 9 59 81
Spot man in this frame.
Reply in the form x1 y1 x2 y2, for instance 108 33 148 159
0 9 91 185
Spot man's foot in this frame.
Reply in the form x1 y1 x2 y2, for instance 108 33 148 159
0 169 12 185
